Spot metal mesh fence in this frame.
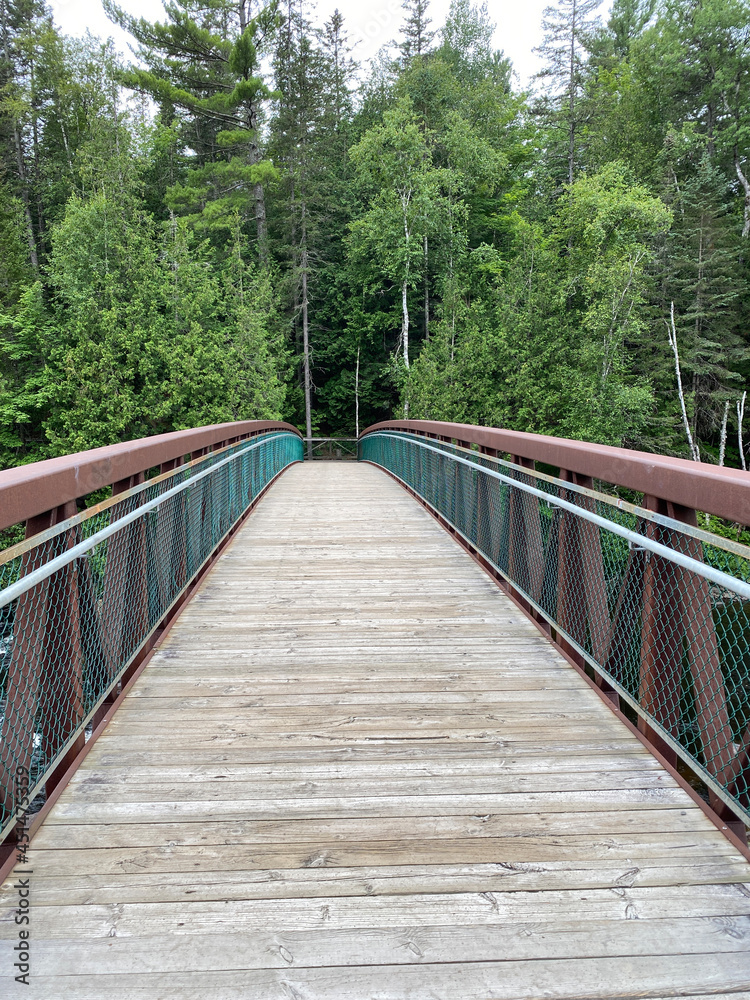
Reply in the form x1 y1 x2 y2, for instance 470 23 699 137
0 431 303 835
360 430 750 826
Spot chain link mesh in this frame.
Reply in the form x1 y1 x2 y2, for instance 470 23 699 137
360 431 750 826
0 431 303 835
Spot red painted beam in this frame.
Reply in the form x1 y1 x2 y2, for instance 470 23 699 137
362 419 750 526
0 421 302 532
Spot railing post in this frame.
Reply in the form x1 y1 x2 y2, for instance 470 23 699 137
571 473 612 664
556 470 587 663
102 473 147 675
41 500 86 794
508 455 544 603
638 496 690 764
0 500 86 814
637 498 736 790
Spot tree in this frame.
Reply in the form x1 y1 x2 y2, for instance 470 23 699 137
349 97 445 406
0 0 54 271
399 0 434 66
271 0 329 453
439 0 509 88
656 145 747 455
104 0 277 259
589 0 656 64
536 0 602 186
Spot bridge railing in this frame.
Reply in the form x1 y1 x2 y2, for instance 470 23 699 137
0 422 303 840
360 421 750 833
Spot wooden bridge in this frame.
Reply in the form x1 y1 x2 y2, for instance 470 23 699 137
0 422 749 997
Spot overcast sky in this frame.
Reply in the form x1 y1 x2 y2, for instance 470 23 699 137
48 0 562 86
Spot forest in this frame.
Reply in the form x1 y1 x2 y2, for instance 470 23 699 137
0 0 749 470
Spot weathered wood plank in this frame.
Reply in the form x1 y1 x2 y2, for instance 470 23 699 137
3 954 750 1000
67 753 661 786
44 787 696 825
28 808 724 850
9 916 750 975
5 884 750 938
64 769 675 801
9 860 750 907
17 833 742 876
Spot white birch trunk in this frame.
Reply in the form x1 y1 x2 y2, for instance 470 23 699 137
355 345 360 439
719 401 729 467
738 390 747 471
301 205 312 460
401 278 410 368
668 302 700 462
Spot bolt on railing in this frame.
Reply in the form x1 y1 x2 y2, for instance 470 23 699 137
0 429 303 839
360 428 750 831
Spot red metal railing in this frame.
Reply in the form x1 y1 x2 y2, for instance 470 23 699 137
0 420 301 537
0 422 302 868
364 420 749 526
362 420 750 844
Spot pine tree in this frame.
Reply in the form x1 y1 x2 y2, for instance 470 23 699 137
399 0 434 66
0 0 53 271
271 0 329 450
658 149 747 454
536 0 602 186
104 0 277 260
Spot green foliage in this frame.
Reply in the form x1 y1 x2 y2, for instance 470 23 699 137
0 0 748 474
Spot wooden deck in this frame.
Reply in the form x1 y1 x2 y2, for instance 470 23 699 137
2 461 750 998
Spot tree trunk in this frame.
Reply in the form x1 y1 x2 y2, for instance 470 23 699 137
568 0 577 186
355 345 360 438
401 278 410 369
738 391 747 471
301 201 312 459
1 0 38 272
719 401 729 466
245 85 268 263
735 150 750 239
253 181 268 261
423 233 429 341
668 302 700 463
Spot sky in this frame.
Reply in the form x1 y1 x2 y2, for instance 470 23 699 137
48 0 555 86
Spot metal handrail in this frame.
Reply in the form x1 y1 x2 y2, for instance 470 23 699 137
362 419 750 526
360 428 750 829
0 419 302 533
0 430 303 838
368 432 750 600
0 434 289 610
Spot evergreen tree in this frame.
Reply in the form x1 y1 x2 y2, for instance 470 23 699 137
104 0 277 259
658 147 747 454
536 0 602 186
399 0 434 66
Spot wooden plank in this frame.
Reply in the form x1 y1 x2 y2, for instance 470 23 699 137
119 689 610 709
16 833 742 876
7 884 750 938
10 917 750 975
64 769 675 800
79 739 653 768
10 860 750 907
6 956 749 1000
66 753 661 785
26 809 726 850
43 788 696 825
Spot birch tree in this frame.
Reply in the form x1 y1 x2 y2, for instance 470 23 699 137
349 98 443 380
